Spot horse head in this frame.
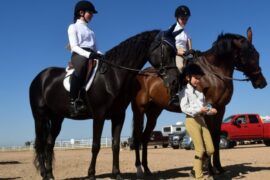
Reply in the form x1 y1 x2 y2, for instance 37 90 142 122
233 27 267 89
148 30 177 70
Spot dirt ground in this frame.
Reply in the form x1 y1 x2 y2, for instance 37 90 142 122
0 144 269 180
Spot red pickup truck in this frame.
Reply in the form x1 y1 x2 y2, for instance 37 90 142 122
220 114 270 148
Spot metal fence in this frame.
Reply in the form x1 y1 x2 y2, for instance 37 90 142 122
0 136 130 152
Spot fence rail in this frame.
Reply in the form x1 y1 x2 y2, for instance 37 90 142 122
0 136 130 152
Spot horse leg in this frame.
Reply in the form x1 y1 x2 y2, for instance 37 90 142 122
88 118 105 180
45 115 64 180
206 107 226 175
212 107 226 174
131 107 145 178
33 106 54 180
142 107 162 175
111 113 125 180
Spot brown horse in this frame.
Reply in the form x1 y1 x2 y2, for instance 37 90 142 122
131 27 267 177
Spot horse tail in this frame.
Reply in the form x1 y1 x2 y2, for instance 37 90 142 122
29 70 53 171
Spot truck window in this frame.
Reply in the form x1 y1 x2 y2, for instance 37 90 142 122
176 127 181 131
235 116 247 124
249 115 259 124
223 116 233 123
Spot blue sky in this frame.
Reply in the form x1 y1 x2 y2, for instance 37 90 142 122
0 0 270 146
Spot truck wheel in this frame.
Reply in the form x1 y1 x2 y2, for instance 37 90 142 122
172 145 179 149
162 144 168 148
220 136 230 149
190 142 194 150
264 140 270 146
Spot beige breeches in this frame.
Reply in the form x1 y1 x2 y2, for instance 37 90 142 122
185 116 215 179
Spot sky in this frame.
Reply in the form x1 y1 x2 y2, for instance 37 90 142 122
0 0 270 146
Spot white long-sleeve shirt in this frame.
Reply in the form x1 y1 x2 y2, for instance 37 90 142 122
173 22 190 50
179 83 207 117
68 19 97 58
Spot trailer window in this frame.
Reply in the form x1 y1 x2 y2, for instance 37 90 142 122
163 127 171 132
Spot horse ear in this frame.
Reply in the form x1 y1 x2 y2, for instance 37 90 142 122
247 27 252 43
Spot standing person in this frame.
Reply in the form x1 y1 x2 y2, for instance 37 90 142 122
68 0 103 117
179 64 217 180
169 5 192 105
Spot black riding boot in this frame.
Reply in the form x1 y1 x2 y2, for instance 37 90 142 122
168 80 179 106
69 74 86 117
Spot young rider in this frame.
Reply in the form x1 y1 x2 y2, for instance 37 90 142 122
179 64 217 180
169 5 192 105
67 0 103 117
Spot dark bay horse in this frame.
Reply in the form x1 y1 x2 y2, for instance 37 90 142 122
29 29 179 180
131 28 267 177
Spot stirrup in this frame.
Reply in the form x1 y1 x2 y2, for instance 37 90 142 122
168 96 179 106
74 98 87 111
69 101 79 117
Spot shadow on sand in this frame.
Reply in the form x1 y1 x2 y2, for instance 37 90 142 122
63 162 270 180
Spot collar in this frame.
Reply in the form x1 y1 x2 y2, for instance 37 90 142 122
174 22 184 32
76 19 88 25
187 83 198 93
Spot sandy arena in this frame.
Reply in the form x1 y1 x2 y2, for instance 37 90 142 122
0 144 269 180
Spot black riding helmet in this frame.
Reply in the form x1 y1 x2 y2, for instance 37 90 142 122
74 1 97 22
175 5 191 18
183 63 205 77
75 0 97 14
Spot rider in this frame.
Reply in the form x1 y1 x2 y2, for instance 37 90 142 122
68 0 103 117
179 64 217 180
169 5 192 106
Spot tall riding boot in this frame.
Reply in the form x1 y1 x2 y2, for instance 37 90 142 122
69 74 80 117
168 79 179 106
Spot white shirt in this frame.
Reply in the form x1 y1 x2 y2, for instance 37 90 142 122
173 22 190 50
68 19 97 58
179 83 206 117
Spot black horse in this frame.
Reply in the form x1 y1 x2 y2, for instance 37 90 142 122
29 29 178 180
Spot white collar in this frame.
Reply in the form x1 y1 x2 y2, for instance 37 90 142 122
76 19 88 25
174 22 184 31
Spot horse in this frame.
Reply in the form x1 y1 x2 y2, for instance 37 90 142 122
130 27 267 177
29 29 179 180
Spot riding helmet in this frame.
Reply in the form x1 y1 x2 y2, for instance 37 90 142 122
183 63 205 77
175 5 191 18
74 0 98 15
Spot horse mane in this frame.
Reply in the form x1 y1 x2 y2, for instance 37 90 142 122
211 33 246 58
105 30 160 63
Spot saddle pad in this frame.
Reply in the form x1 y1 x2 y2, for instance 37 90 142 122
63 59 99 92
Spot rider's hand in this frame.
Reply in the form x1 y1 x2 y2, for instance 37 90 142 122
177 48 186 56
201 107 209 113
89 51 104 59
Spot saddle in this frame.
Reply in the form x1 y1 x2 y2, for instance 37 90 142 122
63 59 99 92
67 60 97 82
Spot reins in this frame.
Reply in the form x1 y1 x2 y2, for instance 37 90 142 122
97 31 178 75
200 57 250 82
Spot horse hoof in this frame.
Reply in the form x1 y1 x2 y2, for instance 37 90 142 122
88 175 96 180
212 166 226 175
115 174 123 180
136 165 144 179
144 170 153 176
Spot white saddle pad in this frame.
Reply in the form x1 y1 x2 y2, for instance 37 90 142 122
63 60 99 92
